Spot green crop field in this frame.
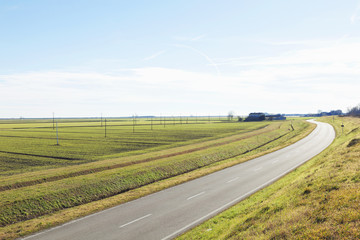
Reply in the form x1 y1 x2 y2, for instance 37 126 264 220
0 117 312 240
0 117 267 175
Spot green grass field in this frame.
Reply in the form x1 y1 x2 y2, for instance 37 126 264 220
0 117 312 239
0 117 267 174
178 116 360 240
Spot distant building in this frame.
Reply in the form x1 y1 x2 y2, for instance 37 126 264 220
304 109 343 117
329 110 343 116
245 112 266 121
266 114 286 121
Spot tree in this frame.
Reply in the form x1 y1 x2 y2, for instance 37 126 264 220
228 111 234 121
347 104 360 117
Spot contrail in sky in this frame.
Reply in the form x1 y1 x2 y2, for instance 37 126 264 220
172 44 222 77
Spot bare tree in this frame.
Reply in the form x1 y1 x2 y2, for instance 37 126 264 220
347 104 360 117
228 111 234 121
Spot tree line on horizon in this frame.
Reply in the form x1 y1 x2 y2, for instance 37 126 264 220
347 103 360 117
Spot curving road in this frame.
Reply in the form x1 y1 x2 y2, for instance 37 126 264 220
22 120 335 240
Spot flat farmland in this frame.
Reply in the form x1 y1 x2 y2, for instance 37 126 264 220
0 117 313 240
0 118 266 174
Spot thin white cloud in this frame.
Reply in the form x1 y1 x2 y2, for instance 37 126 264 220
216 38 360 68
173 34 206 42
255 39 324 46
351 2 360 23
1 38 359 117
142 50 166 61
172 44 221 76
1 60 358 117
190 34 206 41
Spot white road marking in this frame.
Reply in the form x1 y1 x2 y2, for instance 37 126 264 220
119 214 152 228
253 167 262 172
160 161 306 240
272 159 279 164
187 191 205 200
226 177 239 183
161 176 280 240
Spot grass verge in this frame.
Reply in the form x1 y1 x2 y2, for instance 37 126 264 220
177 116 360 240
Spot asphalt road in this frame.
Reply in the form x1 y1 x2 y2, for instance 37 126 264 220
22 120 335 240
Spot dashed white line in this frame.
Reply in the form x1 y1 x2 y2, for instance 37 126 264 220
226 177 239 183
272 159 279 164
253 167 262 172
119 214 152 228
187 191 205 200
160 174 286 240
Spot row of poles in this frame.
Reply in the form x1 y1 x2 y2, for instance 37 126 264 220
51 114 347 146
51 113 227 145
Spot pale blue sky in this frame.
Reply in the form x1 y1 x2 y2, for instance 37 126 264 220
1 0 360 117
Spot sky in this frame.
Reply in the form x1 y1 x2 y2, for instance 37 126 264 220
0 0 360 118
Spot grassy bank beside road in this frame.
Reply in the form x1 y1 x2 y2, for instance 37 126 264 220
178 116 360 240
0 119 312 240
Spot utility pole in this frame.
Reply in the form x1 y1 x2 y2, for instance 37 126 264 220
151 118 153 130
105 119 107 138
56 121 59 145
133 115 135 133
53 112 55 130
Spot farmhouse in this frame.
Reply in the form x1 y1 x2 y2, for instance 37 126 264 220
245 112 266 121
266 114 286 121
